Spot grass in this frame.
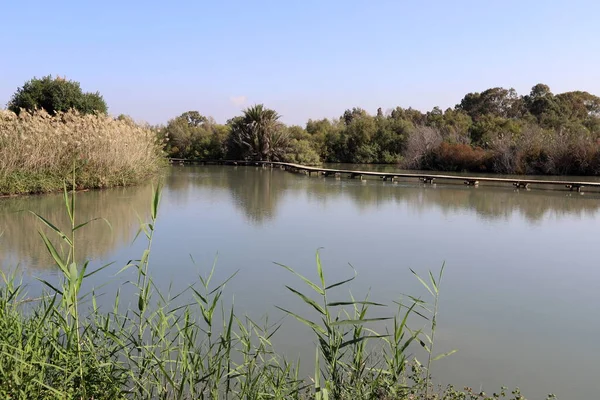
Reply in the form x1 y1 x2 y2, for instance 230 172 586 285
0 178 557 399
0 109 164 195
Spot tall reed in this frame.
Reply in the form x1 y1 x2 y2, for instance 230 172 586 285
0 109 164 195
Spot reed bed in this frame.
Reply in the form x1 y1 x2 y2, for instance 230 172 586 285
0 109 164 195
0 183 555 399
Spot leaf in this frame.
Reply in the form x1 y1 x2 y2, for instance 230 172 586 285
324 264 357 290
151 184 162 220
274 262 324 295
339 334 387 349
410 268 434 297
83 261 115 278
30 212 72 246
208 269 238 296
73 217 113 233
68 262 78 286
36 278 62 295
275 306 326 335
331 317 391 326
316 249 325 288
63 183 73 223
429 270 438 294
38 231 67 274
286 286 325 315
433 349 457 361
327 301 386 307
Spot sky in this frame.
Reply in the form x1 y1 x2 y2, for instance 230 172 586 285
1 0 599 125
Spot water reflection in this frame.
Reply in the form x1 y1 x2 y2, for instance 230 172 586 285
165 166 600 225
0 185 153 271
2 166 599 272
2 166 597 399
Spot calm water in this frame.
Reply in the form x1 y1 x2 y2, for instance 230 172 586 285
1 165 599 399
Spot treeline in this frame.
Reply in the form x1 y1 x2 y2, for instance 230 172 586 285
163 84 600 175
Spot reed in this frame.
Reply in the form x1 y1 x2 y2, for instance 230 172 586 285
0 109 164 195
0 183 557 399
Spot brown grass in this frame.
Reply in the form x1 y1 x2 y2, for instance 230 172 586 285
0 109 164 194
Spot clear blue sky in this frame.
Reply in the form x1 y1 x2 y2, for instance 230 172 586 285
1 0 599 125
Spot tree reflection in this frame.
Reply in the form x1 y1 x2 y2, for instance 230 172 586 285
0 185 153 271
5 166 598 273
167 166 600 225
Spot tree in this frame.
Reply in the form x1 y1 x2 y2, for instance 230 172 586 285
163 111 227 159
227 104 289 161
8 75 107 115
456 87 522 120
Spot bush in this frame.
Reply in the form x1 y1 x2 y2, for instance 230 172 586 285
162 111 228 159
402 126 443 169
283 139 321 165
8 75 107 116
426 142 492 172
0 109 164 194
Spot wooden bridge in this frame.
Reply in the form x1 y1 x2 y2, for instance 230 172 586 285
168 158 600 193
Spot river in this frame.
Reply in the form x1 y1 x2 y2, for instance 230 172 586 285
1 165 599 399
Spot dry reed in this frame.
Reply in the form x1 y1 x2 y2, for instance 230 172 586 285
0 109 164 194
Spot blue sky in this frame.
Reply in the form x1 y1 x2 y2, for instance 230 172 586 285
1 0 599 125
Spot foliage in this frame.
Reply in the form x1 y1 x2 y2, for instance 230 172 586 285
0 184 556 399
148 83 600 175
227 104 290 161
425 143 491 172
0 109 164 195
161 111 228 159
8 75 107 116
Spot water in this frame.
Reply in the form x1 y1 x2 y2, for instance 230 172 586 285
1 165 599 399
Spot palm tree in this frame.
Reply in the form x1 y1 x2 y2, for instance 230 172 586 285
229 104 289 161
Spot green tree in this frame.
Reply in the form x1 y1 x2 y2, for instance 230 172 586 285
8 75 107 115
456 87 522 120
163 111 227 159
227 104 289 161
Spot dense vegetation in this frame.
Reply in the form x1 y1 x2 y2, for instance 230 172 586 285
3 77 599 194
8 75 108 116
0 185 554 399
0 76 163 195
163 84 600 175
0 109 163 195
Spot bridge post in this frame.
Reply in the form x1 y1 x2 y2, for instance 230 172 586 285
566 184 584 192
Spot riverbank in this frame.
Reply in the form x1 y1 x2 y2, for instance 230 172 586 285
0 110 164 195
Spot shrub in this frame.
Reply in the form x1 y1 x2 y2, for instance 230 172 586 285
402 126 443 169
162 112 228 159
8 75 107 116
283 139 321 165
426 142 492 172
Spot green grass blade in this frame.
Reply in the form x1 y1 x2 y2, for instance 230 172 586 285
433 349 457 361
324 264 357 290
151 184 162 220
274 262 324 295
38 231 67 273
73 217 113 232
331 317 391 326
327 301 386 307
30 211 72 246
275 306 326 335
285 285 325 315
316 250 325 289
410 268 435 297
